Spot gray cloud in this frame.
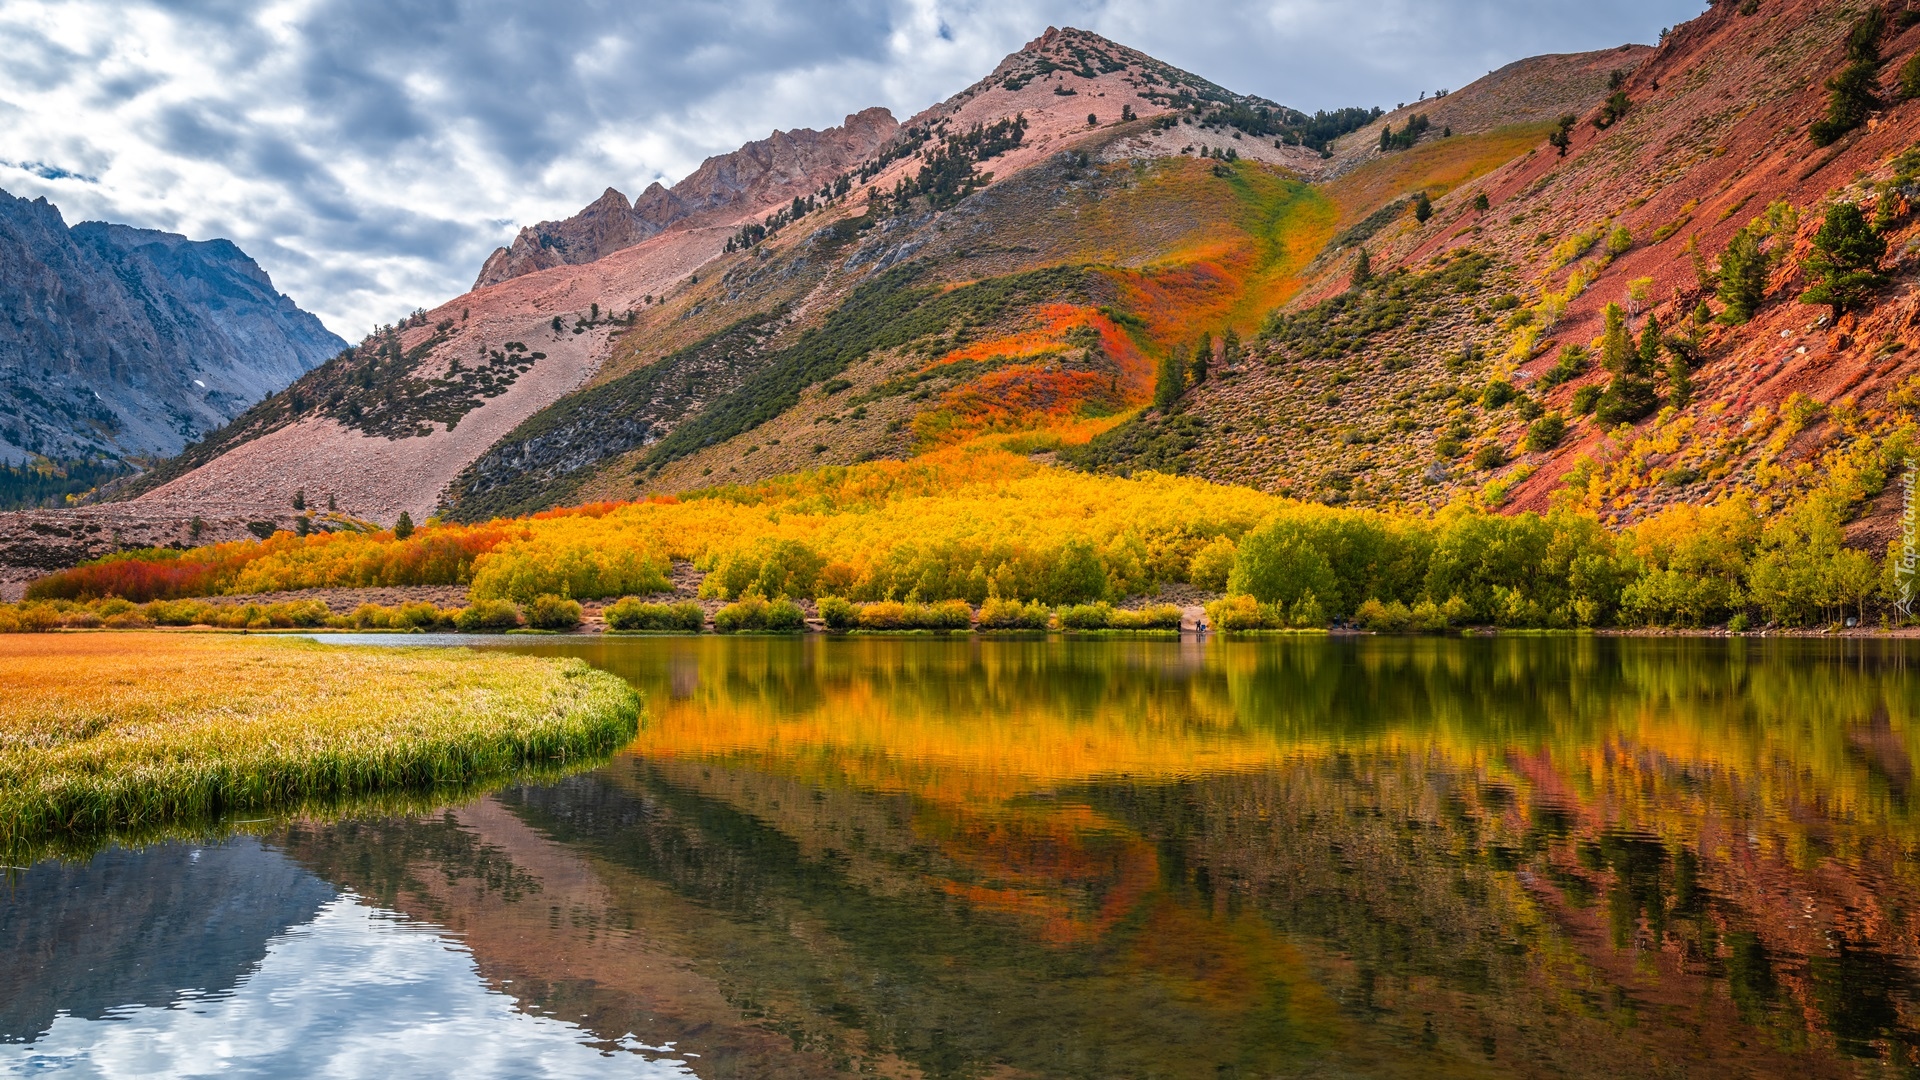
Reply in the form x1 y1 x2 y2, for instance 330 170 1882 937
0 0 1704 337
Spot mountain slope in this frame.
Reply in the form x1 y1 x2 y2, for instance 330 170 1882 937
0 191 345 463
1075 0 1920 535
111 27 1321 524
97 24 1701 532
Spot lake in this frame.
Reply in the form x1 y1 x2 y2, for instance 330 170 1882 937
4 635 1919 1077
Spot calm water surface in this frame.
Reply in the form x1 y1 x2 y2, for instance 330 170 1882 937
5 635 1920 1078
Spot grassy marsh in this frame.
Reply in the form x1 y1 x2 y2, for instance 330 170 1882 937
0 634 640 856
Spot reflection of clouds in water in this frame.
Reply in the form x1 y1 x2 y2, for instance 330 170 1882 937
2 896 695 1079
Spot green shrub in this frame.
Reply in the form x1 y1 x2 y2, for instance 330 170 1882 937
605 597 705 632
1057 603 1115 629
1538 344 1590 388
978 595 1051 630
1472 443 1509 470
1571 385 1602 414
396 601 453 630
526 594 583 630
1205 594 1285 631
1356 598 1412 632
1727 613 1749 633
1111 604 1183 630
1480 380 1516 408
1525 413 1568 451
344 601 454 631
817 595 858 630
1595 376 1660 426
456 599 523 632
713 594 806 633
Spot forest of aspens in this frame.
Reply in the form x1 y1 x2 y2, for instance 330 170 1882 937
8 414 1911 633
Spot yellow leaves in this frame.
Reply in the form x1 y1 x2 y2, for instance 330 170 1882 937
1547 225 1605 270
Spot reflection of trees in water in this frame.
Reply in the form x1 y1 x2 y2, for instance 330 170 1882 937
278 636 1920 1075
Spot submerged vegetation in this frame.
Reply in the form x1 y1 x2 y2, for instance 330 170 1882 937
0 634 639 857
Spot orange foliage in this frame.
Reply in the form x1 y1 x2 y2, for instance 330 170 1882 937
913 368 1119 449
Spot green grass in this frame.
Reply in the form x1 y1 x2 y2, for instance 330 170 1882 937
0 634 640 859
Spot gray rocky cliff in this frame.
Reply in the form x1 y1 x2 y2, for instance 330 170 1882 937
0 189 346 462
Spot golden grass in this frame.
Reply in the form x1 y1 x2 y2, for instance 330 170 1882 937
0 633 640 856
1322 124 1552 227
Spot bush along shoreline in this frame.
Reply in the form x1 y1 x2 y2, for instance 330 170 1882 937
16 427 1920 638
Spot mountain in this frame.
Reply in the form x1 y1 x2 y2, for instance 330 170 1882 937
83 7 1920 549
1077 0 1920 536
475 108 901 287
0 192 346 464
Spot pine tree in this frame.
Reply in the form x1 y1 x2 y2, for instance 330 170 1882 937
1810 8 1884 146
1667 353 1693 409
1600 303 1634 375
1191 335 1212 386
1412 192 1432 223
1154 347 1188 411
1800 202 1888 319
1636 313 1662 376
394 511 414 541
1596 303 1659 425
1351 247 1372 288
1548 114 1576 156
1715 226 1771 323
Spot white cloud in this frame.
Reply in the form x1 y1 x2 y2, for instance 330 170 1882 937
0 0 1704 339
2 894 697 1078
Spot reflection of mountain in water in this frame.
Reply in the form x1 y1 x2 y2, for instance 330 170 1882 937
0 837 336 1041
285 637 1920 1077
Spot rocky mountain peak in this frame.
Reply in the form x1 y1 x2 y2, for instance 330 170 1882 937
0 188 344 464
475 108 900 289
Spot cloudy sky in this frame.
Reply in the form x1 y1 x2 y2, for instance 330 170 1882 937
0 0 1704 337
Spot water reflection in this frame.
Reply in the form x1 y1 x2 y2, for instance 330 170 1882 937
475 635 1920 1077
0 839 695 1077
7 636 1920 1077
